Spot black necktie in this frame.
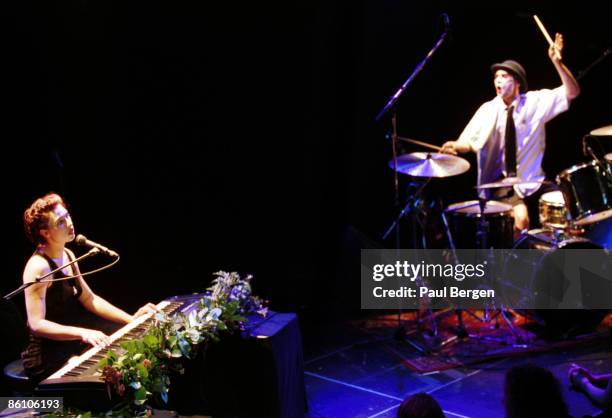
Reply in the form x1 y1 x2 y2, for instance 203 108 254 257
505 105 517 177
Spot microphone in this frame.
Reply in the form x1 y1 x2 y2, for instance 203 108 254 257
75 234 119 257
441 13 451 32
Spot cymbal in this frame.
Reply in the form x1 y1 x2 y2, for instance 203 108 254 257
605 152 612 163
476 177 544 189
590 125 612 136
445 200 513 215
389 152 470 178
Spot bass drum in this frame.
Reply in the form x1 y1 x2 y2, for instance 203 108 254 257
513 229 609 337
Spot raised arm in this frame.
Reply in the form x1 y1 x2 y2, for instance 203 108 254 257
549 33 580 101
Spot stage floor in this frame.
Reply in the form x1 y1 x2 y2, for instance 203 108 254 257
302 311 612 418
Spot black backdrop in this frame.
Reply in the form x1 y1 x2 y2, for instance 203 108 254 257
3 1 611 319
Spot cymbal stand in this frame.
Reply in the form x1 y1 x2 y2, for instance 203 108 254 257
382 177 441 351
473 197 528 343
441 202 489 338
385 183 463 353
382 178 430 244
583 135 612 177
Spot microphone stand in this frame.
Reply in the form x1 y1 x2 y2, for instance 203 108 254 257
375 30 449 122
3 248 100 300
376 27 450 245
375 25 450 349
576 47 611 81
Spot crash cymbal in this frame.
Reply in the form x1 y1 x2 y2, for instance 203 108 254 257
476 177 544 189
590 125 612 136
389 152 470 178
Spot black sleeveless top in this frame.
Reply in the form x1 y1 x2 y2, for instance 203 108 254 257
21 250 90 381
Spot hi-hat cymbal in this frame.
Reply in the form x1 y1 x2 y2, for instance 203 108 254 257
476 177 544 189
590 125 612 136
389 152 470 178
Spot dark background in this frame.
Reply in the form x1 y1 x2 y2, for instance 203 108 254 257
2 1 611 320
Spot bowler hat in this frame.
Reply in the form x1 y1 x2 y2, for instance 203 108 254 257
491 60 528 93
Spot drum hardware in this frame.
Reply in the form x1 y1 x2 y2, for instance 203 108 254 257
582 134 611 172
382 178 431 246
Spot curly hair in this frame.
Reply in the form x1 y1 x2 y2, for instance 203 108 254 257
23 193 66 245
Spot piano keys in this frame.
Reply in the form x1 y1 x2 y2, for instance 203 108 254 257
36 294 203 411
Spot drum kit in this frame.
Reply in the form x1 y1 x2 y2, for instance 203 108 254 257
385 125 612 342
388 125 612 252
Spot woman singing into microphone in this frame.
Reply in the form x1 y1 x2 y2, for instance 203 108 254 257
20 192 156 381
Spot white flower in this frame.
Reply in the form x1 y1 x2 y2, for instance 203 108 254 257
187 329 201 344
197 307 208 321
188 310 200 328
207 308 222 321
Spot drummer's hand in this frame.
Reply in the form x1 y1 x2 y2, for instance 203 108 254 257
548 33 563 62
512 202 530 232
440 141 459 155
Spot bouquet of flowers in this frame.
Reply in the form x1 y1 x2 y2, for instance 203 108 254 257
98 271 267 416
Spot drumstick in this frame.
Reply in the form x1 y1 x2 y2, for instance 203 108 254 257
533 15 561 59
397 136 442 151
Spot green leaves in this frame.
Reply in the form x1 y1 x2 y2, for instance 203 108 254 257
143 334 158 347
133 387 148 405
98 271 267 416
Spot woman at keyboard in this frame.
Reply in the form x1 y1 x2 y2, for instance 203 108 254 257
20 192 156 381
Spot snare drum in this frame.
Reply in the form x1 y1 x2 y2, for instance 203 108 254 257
444 200 514 248
557 160 612 225
538 191 568 230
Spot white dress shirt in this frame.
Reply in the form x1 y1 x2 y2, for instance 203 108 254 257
457 86 569 198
